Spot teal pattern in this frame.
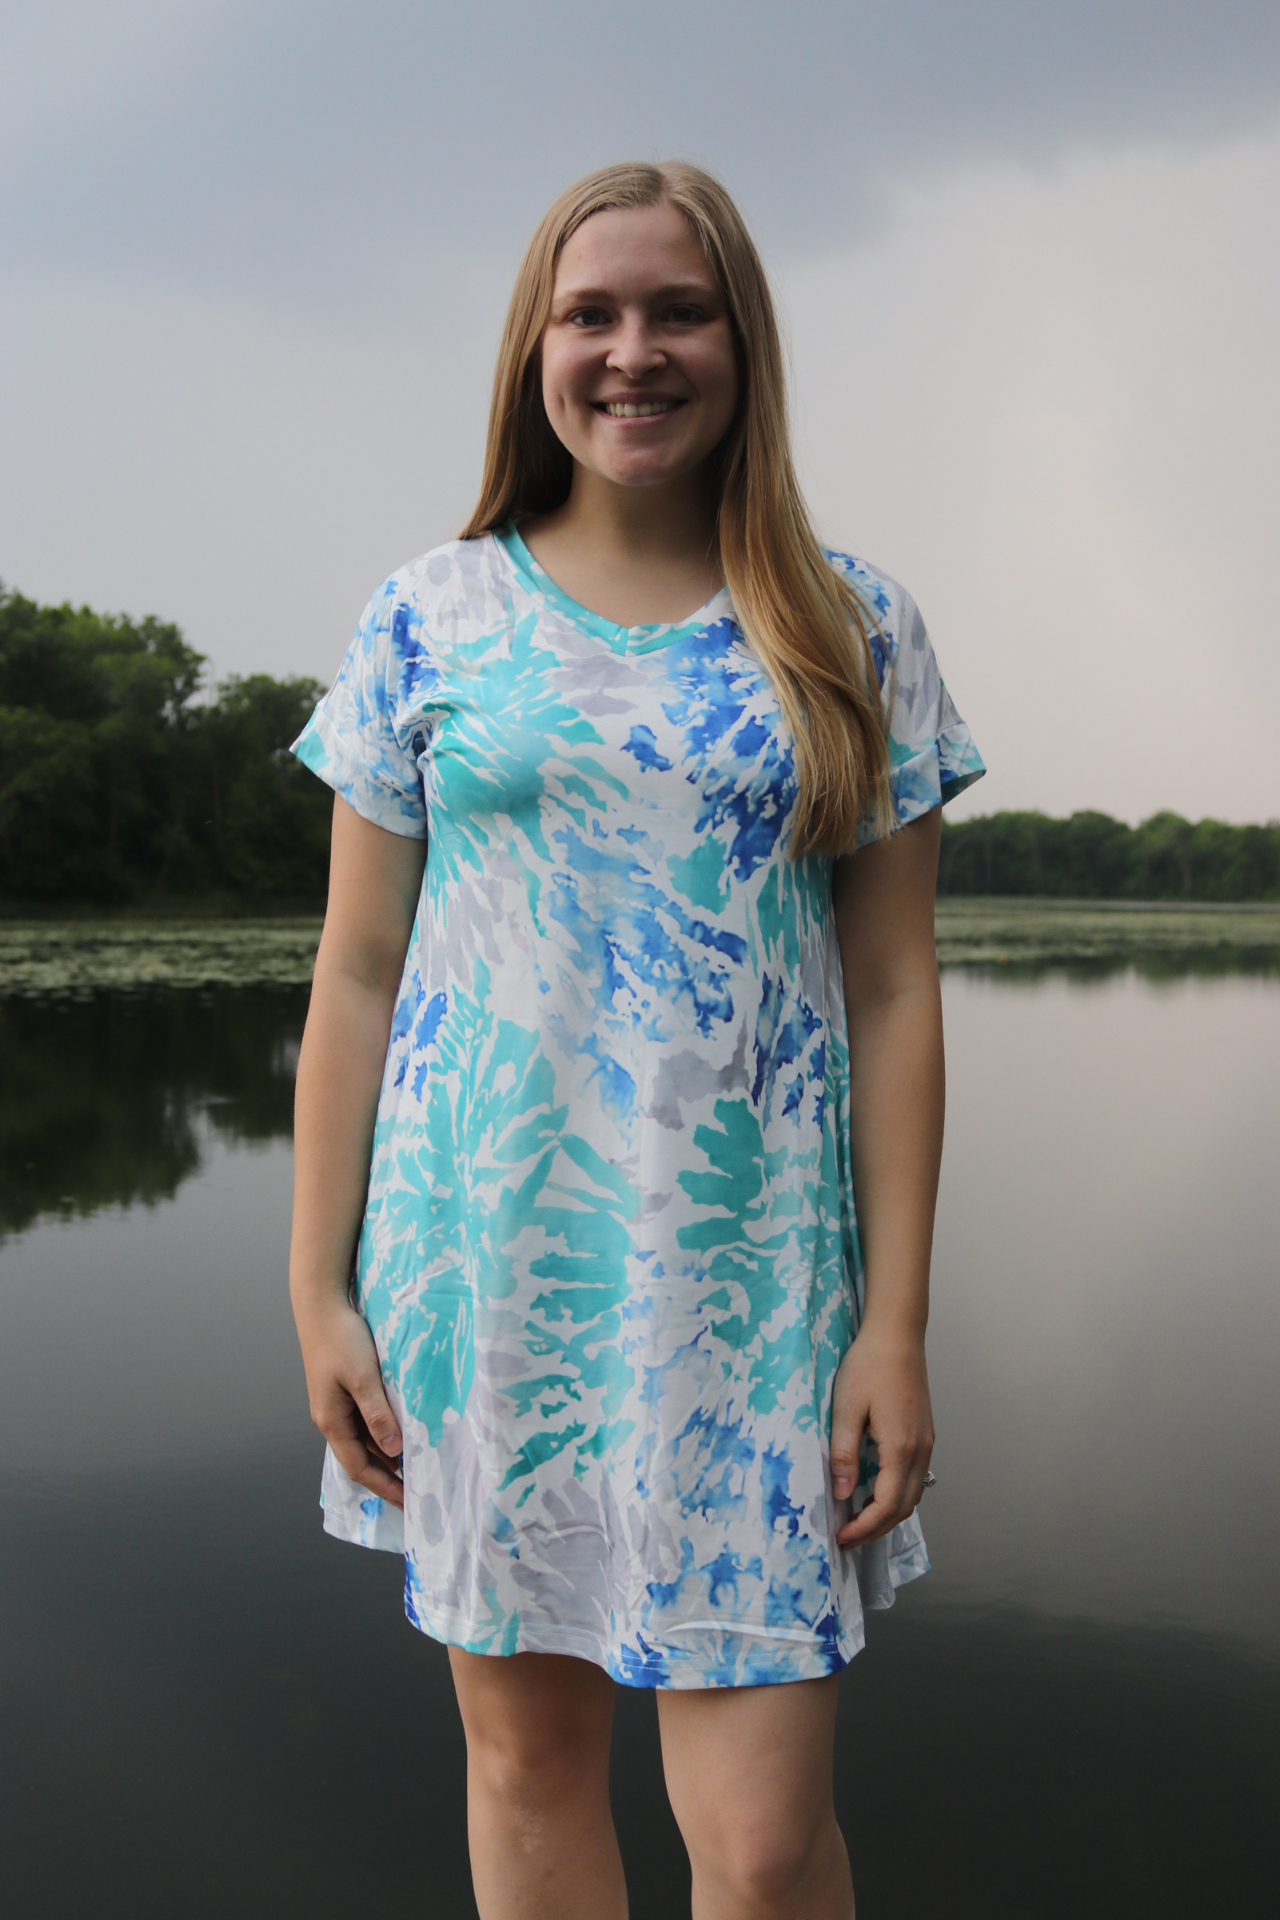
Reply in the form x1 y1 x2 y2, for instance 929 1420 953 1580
292 524 984 1688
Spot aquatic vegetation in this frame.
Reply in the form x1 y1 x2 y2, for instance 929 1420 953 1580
0 919 323 996
934 899 1280 976
2 902 1277 1000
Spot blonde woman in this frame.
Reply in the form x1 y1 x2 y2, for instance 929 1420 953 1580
290 161 983 1918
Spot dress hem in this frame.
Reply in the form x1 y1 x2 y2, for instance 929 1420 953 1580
400 1594 868 1691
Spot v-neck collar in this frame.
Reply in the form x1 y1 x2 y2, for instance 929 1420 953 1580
494 521 733 656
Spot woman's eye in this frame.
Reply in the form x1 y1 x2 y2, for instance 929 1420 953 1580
667 305 702 324
570 308 610 327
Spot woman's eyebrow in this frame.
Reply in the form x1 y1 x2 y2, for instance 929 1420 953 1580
551 279 720 307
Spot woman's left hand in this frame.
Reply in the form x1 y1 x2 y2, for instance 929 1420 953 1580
830 1327 935 1548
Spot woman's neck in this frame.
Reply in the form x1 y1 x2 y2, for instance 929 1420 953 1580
520 465 723 627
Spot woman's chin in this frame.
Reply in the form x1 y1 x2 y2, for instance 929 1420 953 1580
581 447 712 493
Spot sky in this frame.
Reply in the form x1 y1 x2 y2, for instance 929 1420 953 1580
2 0 1278 823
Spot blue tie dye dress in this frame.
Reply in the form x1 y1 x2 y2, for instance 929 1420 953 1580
292 522 984 1689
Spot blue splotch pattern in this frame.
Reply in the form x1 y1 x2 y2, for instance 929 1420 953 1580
294 522 982 1688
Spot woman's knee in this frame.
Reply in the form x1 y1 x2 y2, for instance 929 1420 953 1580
687 1806 839 1908
466 1713 602 1807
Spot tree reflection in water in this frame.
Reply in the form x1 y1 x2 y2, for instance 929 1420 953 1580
0 988 307 1237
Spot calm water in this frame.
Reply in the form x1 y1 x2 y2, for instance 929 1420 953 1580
1 970 1277 1917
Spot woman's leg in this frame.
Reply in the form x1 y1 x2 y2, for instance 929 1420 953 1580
657 1674 854 1920
448 1647 627 1920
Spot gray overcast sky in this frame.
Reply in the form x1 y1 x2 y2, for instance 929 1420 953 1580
3 1 1279 822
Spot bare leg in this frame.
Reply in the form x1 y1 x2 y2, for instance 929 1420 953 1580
448 1647 627 1920
658 1674 854 1920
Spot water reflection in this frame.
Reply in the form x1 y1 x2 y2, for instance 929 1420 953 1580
1 970 1277 1917
931 967 1280 1656
964 947 1280 982
0 988 306 1236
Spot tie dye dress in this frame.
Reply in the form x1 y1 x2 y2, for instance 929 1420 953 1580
291 522 984 1689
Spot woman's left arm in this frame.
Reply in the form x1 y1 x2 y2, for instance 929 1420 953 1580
830 805 944 1547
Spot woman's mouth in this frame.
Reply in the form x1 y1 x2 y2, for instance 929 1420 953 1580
595 398 683 418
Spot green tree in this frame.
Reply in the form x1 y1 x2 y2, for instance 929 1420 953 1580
938 808 1280 901
0 585 332 904
189 673 333 897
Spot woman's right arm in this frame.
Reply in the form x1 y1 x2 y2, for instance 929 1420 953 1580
290 794 427 1508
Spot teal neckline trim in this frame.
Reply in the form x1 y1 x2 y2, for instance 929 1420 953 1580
494 521 731 656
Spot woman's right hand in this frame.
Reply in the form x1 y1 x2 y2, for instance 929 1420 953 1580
295 1299 405 1507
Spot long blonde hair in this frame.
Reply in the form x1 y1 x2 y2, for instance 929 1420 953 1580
459 160 890 855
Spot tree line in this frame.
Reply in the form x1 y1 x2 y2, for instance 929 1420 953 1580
0 586 332 904
2 586 1276 905
936 808 1280 902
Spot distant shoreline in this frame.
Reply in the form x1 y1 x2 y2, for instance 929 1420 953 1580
933 897 1280 975
1 900 1276 996
0 896 326 922
936 895 1280 915
3 892 1278 924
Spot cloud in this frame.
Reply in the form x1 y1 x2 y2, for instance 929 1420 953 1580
3 1 1280 313
785 132 1280 823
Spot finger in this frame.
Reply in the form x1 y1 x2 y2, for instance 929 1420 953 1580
316 1397 406 1508
363 1435 405 1474
873 1449 914 1518
328 1415 405 1506
836 1480 911 1546
899 1444 934 1517
336 1443 406 1508
829 1405 868 1504
836 1497 895 1547
836 1448 916 1546
352 1379 403 1461
348 1397 404 1471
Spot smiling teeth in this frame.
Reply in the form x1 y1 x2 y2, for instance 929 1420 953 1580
604 400 676 417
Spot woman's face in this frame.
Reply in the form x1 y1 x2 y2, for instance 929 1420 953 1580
540 202 740 493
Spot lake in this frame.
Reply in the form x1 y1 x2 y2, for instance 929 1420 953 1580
1 920 1277 1917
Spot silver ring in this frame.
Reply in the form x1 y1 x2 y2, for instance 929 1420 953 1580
921 1471 937 1490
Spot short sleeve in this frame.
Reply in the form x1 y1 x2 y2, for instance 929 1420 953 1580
291 576 430 839
843 564 985 847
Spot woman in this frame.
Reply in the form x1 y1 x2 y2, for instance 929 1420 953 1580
290 160 983 1919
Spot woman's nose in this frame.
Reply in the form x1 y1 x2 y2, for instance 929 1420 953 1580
606 316 666 380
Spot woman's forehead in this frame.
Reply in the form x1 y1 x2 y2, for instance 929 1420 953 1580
553 203 714 295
